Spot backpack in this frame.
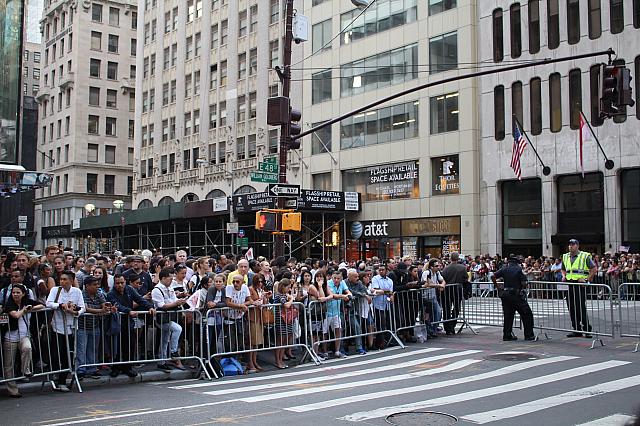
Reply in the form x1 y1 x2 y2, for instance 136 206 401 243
219 357 244 376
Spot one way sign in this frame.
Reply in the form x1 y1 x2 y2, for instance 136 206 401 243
267 183 301 197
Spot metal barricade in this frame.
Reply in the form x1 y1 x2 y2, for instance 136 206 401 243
618 283 640 352
205 301 319 375
0 307 75 395
528 281 615 349
307 296 403 361
72 310 210 392
463 287 521 329
394 284 473 338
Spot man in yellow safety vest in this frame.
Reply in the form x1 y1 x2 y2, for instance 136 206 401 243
561 239 596 338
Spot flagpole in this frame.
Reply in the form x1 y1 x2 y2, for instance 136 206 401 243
580 110 615 170
512 114 551 176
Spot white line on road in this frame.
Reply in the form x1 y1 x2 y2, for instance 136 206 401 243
462 375 640 424
574 414 636 426
170 346 444 389
238 359 481 403
202 350 482 396
338 359 629 422
290 355 575 414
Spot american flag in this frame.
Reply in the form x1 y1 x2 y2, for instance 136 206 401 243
510 119 528 180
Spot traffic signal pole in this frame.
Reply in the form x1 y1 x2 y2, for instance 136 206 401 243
273 0 295 258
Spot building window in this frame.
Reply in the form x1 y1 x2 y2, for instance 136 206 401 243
635 0 640 28
186 36 193 60
343 160 419 202
33 51 40 62
221 19 228 45
568 68 582 130
312 19 332 52
193 110 200 133
105 145 116 164
312 173 332 191
429 0 456 15
342 100 419 149
494 85 505 140
636 56 640 120
512 81 523 126
429 32 457 73
109 7 119 26
309 122 331 155
341 0 418 45
430 92 458 134
88 143 99 162
89 86 100 106
530 77 542 135
108 34 119 53
549 72 562 133
249 48 257 76
510 4 521 58
567 0 580 44
195 32 201 57
238 53 246 79
236 136 246 160
610 0 624 34
249 92 256 119
91 31 101 50
270 0 279 23
249 5 258 32
270 40 279 68
107 61 118 80
210 24 218 49
248 134 256 158
209 104 217 129
129 120 135 139
492 8 503 62
557 173 604 237
312 69 332 103
106 117 117 136
588 0 602 39
104 175 115 195
92 4 102 22
184 112 192 135
547 0 559 49
237 95 246 121
341 43 418 96
106 89 117 108
220 60 227 86
88 115 99 134
130 38 137 56
87 174 98 194
268 129 278 155
502 179 542 251
238 11 247 37
622 168 640 250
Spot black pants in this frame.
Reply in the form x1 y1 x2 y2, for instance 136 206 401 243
374 309 390 348
111 319 135 373
441 286 462 333
566 283 591 332
500 289 534 338
50 332 74 385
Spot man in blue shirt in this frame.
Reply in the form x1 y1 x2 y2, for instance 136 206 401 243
371 265 394 350
326 270 352 358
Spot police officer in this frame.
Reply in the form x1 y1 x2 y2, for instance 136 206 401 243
561 239 596 338
491 255 534 341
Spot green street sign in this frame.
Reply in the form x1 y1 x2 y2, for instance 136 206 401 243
263 156 278 164
258 162 279 173
237 237 249 249
250 171 278 183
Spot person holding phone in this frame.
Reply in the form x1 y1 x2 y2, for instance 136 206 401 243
2 284 44 397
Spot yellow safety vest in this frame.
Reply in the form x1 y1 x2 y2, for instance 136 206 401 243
562 251 591 281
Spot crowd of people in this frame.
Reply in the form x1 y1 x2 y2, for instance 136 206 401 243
0 244 638 396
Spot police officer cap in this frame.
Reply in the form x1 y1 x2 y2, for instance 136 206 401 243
508 254 519 262
568 238 579 245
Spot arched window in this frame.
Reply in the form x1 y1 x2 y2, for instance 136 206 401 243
234 185 256 195
158 196 175 206
137 199 153 209
181 193 199 203
205 189 226 199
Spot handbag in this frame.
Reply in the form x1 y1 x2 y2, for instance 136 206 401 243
261 306 275 325
280 305 299 325
107 312 121 336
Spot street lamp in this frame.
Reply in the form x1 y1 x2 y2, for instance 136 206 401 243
84 203 96 216
113 199 125 252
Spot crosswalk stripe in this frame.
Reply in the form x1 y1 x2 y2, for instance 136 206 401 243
574 414 636 426
462 375 640 424
289 355 576 414
202 349 482 397
170 347 443 390
338 360 629 422
237 359 481 403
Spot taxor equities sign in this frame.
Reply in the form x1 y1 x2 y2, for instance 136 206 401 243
431 155 460 195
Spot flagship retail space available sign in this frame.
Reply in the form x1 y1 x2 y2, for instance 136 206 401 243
233 190 361 213
432 155 460 195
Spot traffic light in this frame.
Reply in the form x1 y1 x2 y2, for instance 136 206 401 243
600 64 619 118
255 210 278 231
281 212 302 232
267 96 289 126
618 66 635 108
288 107 302 150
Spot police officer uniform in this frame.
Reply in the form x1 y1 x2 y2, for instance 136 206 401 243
492 256 535 341
562 239 595 338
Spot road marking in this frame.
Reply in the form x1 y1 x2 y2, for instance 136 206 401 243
339 359 629 422
292 355 575 414
202 350 481 397
574 413 636 426
238 359 481 403
170 346 444 389
33 409 152 424
40 401 230 426
185 411 280 426
462 375 640 424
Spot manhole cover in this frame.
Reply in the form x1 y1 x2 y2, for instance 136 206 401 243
484 352 540 361
385 411 458 426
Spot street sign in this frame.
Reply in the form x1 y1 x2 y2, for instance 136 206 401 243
268 183 300 197
237 237 249 249
263 156 278 164
238 229 245 238
1 237 20 247
250 171 278 183
226 222 239 234
19 231 26 237
18 215 27 223
258 162 279 173
18 222 26 229
284 198 298 209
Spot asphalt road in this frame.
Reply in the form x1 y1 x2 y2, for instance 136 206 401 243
2 325 639 426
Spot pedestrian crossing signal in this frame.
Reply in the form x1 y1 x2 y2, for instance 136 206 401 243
281 212 301 231
255 211 278 231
